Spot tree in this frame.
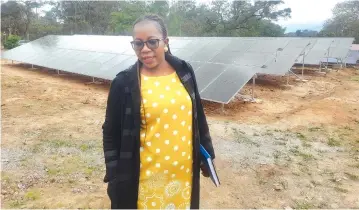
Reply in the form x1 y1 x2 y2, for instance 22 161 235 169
320 1 359 43
4 34 21 49
200 0 290 36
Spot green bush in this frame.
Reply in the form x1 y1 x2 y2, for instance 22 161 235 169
4 35 21 49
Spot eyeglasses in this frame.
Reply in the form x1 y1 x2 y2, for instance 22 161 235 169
131 38 164 51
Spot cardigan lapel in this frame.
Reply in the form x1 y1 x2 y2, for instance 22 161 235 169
127 62 141 131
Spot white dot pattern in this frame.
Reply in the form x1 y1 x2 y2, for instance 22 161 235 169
138 71 193 209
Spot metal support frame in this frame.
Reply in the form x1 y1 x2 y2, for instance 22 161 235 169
251 74 257 101
302 53 305 77
286 68 306 85
289 69 304 80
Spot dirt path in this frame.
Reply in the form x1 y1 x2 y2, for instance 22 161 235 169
1 61 359 208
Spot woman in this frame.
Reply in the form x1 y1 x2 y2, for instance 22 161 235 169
102 14 215 209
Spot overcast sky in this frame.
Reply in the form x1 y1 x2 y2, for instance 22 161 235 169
275 0 345 32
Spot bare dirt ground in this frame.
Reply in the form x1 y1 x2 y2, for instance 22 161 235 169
1 60 359 209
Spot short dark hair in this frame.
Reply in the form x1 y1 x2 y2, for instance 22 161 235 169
133 14 172 54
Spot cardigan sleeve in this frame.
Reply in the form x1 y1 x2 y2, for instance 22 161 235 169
102 76 122 183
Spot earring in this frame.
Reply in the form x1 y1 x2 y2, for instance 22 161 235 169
164 46 168 52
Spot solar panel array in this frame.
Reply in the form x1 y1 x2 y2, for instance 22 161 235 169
2 35 354 103
295 37 354 65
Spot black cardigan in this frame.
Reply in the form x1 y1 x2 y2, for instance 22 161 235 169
102 53 215 209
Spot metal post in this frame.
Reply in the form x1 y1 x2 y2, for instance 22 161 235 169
252 74 256 100
327 47 329 69
57 70 60 75
92 77 95 83
221 104 225 113
287 72 289 85
302 54 305 77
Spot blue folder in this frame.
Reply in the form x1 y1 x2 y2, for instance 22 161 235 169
200 145 220 187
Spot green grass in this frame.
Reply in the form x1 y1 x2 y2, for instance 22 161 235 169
328 137 341 147
24 189 41 200
79 144 91 152
344 172 359 181
9 200 26 208
350 75 359 82
2 174 11 182
84 166 98 176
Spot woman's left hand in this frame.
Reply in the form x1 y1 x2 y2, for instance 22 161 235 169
200 162 210 177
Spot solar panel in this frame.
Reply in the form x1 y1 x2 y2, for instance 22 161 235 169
200 65 256 103
2 35 354 104
260 38 311 75
345 50 359 64
295 38 354 65
194 63 228 92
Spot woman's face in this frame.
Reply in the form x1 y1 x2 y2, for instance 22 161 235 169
132 21 168 70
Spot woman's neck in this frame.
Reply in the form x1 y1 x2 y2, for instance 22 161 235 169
141 61 175 77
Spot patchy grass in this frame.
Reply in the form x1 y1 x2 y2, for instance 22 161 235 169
79 144 91 152
302 142 311 148
308 126 323 132
296 132 307 140
351 163 359 169
273 150 281 160
46 167 61 176
232 128 260 147
274 141 286 146
343 126 354 131
84 166 99 176
328 137 341 147
264 130 274 136
350 75 359 82
48 139 74 148
344 172 359 181
291 148 314 161
2 173 11 182
293 200 315 209
310 180 322 187
9 200 26 208
334 186 349 193
24 189 41 200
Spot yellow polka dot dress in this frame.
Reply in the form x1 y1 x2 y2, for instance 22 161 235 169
138 72 193 209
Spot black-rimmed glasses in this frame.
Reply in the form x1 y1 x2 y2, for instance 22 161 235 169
131 38 164 51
